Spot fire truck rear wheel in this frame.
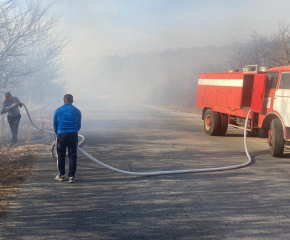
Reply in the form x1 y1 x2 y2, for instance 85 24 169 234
269 118 284 157
217 113 228 136
204 109 220 136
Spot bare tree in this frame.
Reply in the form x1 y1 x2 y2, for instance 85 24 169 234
0 0 67 97
268 23 290 66
247 32 270 66
224 40 250 70
225 23 290 69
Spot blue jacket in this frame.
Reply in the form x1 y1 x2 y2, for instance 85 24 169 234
53 103 81 134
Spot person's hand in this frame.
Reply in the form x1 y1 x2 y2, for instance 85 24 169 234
16 101 23 107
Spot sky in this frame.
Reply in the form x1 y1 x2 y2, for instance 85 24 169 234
48 0 290 97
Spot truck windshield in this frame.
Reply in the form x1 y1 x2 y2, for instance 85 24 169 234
279 72 290 89
266 72 279 89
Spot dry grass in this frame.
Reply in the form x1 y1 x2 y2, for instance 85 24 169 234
0 110 54 216
0 143 46 215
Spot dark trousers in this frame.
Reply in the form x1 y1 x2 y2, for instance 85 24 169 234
56 133 78 177
8 114 21 143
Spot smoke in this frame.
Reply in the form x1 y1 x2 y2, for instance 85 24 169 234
50 0 290 106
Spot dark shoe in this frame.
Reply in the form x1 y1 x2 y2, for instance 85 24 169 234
54 175 65 181
69 177 75 183
10 139 17 146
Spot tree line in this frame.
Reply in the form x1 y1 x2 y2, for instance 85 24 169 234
226 23 290 69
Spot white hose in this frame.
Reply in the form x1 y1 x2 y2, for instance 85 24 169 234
21 103 252 176
23 104 54 134
77 110 252 175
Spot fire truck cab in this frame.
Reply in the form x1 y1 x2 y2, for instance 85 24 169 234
196 65 290 157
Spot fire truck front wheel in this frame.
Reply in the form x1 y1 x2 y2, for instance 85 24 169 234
269 118 284 157
204 109 220 136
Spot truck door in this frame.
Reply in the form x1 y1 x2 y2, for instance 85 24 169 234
273 72 290 127
251 74 266 113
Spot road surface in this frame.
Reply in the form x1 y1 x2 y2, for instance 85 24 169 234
1 101 290 239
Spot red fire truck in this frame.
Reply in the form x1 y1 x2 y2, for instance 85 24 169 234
196 65 290 157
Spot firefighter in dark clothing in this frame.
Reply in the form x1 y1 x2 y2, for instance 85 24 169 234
2 92 23 145
53 94 81 183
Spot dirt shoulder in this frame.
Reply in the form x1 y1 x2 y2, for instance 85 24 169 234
0 143 48 216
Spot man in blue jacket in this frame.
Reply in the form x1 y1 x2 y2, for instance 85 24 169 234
53 94 81 183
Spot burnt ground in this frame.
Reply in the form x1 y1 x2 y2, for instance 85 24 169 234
1 101 290 239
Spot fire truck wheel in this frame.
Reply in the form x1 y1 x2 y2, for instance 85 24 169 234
269 118 284 157
217 113 228 136
204 109 220 136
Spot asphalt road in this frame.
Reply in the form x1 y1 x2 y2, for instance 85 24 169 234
1 101 290 240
